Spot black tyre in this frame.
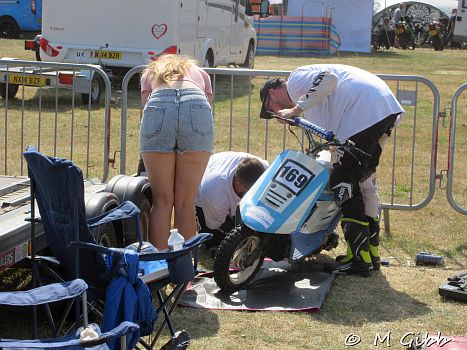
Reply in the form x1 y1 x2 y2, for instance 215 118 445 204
213 225 264 293
399 36 408 49
0 17 19 39
95 222 118 247
431 37 442 51
414 28 429 46
241 42 255 69
0 83 19 99
81 74 103 105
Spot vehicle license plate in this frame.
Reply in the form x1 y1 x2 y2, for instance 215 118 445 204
91 50 122 60
8 74 46 87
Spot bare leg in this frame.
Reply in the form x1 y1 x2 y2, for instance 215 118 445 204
142 152 176 249
174 151 211 240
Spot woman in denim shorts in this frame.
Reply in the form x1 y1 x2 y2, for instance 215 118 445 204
140 54 214 249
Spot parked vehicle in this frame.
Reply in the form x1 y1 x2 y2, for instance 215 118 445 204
0 174 151 272
453 0 467 43
22 0 269 104
0 0 41 38
213 114 370 292
395 19 416 49
428 20 446 50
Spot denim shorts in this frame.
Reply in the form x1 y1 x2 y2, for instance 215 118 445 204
140 88 214 153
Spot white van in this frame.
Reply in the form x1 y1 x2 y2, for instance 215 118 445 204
37 0 269 73
454 0 467 42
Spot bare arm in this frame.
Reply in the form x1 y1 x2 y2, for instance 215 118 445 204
206 92 213 106
278 69 337 119
141 91 150 105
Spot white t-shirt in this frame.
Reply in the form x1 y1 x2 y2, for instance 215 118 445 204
195 152 269 230
287 64 404 141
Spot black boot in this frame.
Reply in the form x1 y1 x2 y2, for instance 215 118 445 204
367 216 381 271
336 220 372 277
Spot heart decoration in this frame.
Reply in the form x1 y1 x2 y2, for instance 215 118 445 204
152 24 167 40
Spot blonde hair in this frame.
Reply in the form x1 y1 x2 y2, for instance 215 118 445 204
143 54 198 85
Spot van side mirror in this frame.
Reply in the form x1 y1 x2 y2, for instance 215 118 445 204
246 0 270 18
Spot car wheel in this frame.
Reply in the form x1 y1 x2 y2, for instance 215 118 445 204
0 17 19 39
0 83 19 99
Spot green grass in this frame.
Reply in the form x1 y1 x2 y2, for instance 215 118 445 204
0 39 466 348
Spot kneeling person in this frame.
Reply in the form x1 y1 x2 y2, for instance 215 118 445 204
196 152 268 249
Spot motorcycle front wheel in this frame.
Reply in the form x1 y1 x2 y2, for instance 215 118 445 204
213 225 264 293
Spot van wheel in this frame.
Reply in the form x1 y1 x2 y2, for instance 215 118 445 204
96 222 118 247
241 43 255 69
0 83 19 99
0 17 19 39
81 75 103 105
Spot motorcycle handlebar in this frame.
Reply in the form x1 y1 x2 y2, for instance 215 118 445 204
262 113 337 142
292 117 337 142
263 112 371 164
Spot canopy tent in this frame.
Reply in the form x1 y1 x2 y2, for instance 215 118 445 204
372 1 452 34
373 0 458 14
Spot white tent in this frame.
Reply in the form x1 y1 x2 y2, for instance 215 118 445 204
287 0 374 53
373 0 458 14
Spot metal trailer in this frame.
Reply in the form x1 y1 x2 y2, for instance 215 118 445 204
0 57 104 105
0 174 151 272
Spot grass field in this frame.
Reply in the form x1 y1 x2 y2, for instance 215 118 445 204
0 39 466 349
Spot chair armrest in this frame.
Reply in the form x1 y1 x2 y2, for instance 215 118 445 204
71 233 212 262
139 233 213 261
79 322 140 347
87 201 140 228
0 279 87 306
0 322 139 349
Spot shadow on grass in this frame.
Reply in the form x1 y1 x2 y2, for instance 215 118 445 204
317 270 431 326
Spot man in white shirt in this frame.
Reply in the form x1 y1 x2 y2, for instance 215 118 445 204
196 152 268 250
259 64 404 276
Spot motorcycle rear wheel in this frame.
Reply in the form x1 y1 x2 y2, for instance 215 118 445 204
213 225 264 293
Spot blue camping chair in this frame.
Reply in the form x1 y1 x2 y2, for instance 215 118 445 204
0 279 140 349
22 146 212 350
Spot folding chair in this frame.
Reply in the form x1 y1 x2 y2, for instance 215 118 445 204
0 278 140 350
22 146 211 350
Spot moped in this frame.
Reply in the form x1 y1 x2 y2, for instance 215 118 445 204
213 114 369 292
428 20 445 51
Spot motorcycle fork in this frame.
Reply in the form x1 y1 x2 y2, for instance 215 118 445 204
245 234 272 266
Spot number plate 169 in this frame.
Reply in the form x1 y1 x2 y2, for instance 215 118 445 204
273 159 315 196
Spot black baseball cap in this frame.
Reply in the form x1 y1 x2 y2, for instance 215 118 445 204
259 78 286 119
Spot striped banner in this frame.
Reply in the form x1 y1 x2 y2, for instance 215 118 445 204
253 16 341 56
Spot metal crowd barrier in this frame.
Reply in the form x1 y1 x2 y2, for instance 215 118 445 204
1 61 463 220
0 59 112 182
120 68 443 221
446 83 467 215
